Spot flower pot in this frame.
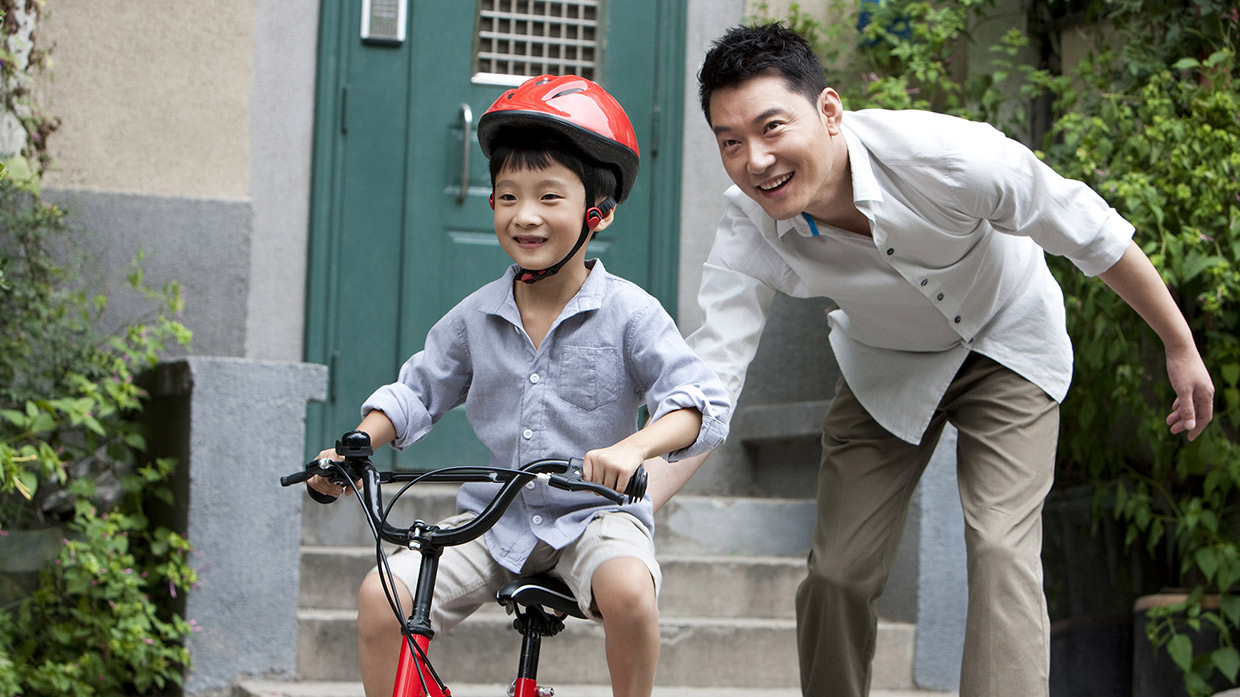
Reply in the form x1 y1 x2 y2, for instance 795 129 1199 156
0 525 64 605
1133 593 1230 697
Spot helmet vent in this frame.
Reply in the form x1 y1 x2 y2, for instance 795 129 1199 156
551 87 586 99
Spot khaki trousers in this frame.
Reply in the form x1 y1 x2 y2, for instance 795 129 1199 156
795 354 1058 697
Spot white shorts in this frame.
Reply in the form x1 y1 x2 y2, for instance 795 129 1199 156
369 510 661 634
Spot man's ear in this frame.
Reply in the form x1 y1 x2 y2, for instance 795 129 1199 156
817 87 845 134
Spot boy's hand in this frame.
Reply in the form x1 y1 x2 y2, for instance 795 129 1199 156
307 447 358 499
582 442 645 494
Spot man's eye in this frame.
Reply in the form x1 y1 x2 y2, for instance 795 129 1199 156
764 121 783 133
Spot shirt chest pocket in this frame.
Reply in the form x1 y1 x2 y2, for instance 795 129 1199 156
558 346 622 411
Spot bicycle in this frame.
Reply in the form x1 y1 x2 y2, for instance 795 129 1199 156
281 430 647 697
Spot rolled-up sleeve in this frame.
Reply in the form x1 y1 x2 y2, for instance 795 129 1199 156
626 299 732 462
361 312 472 450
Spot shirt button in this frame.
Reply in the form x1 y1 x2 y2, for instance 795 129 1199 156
936 293 944 301
526 481 535 489
522 428 533 440
531 515 543 525
954 316 962 323
886 248 894 255
920 279 928 286
529 373 540 384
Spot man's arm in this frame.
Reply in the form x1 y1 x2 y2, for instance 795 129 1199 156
1098 240 1215 440
644 451 712 513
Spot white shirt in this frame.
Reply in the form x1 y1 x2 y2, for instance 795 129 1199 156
686 109 1135 444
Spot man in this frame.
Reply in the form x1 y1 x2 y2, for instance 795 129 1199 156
665 22 1214 697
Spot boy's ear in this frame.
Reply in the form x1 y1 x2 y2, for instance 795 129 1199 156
589 206 616 232
488 192 495 210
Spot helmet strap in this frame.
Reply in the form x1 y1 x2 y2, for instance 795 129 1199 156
515 169 615 285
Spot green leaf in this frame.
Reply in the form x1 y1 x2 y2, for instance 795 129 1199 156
1168 633 1195 672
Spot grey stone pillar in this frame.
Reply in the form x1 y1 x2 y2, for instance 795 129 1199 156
142 357 327 696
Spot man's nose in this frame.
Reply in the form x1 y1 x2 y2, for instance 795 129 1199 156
746 142 775 174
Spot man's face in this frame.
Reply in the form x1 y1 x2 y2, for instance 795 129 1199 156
708 73 842 221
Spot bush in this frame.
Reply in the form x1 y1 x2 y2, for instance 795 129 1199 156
0 171 197 695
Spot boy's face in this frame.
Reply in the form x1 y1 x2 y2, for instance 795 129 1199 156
492 159 592 274
708 72 845 222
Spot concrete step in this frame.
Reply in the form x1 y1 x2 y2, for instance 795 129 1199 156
238 680 956 697
301 487 816 558
300 546 804 619
238 679 956 697
296 610 916 690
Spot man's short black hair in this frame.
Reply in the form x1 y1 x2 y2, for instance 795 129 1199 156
487 127 619 207
697 23 829 125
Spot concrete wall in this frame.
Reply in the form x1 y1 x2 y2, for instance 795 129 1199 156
141 358 327 695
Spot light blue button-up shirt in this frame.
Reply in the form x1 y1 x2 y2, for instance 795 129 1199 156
687 109 1134 444
364 260 732 571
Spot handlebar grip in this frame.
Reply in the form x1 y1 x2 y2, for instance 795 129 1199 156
280 459 342 504
625 464 647 503
280 470 313 487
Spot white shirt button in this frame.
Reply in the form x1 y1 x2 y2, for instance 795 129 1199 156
531 515 543 525
522 428 534 440
525 481 535 489
529 373 540 384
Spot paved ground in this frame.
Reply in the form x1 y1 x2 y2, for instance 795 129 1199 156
239 680 958 697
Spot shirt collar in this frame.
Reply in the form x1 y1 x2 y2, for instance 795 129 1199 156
481 259 608 325
776 114 885 239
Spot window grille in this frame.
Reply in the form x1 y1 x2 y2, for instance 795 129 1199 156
474 0 602 85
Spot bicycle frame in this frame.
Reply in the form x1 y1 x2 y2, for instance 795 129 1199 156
282 431 646 697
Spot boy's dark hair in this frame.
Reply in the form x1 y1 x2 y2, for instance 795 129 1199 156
697 23 829 125
487 126 619 208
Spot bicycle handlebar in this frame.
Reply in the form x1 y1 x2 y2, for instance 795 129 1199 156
279 431 648 550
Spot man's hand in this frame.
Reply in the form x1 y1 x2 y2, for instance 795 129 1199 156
1165 346 1215 440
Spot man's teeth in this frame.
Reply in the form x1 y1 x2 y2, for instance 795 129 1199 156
760 174 792 191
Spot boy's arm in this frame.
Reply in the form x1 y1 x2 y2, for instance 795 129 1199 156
583 408 703 495
1097 240 1215 440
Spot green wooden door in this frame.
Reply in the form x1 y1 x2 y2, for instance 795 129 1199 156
306 0 685 469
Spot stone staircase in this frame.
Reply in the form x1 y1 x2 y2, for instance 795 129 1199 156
271 483 935 696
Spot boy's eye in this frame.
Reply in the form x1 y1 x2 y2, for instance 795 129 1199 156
541 193 562 201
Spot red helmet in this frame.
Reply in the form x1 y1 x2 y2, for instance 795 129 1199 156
478 74 640 203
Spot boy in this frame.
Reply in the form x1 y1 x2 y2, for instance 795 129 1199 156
309 74 732 697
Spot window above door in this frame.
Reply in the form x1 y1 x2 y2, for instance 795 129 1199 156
473 0 603 85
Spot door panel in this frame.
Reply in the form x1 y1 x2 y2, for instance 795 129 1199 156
306 0 684 469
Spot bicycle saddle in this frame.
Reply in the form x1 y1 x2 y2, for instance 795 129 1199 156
497 572 586 619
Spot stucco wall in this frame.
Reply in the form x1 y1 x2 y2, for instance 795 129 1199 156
43 1 254 198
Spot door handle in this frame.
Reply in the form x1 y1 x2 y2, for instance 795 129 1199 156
458 103 472 204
